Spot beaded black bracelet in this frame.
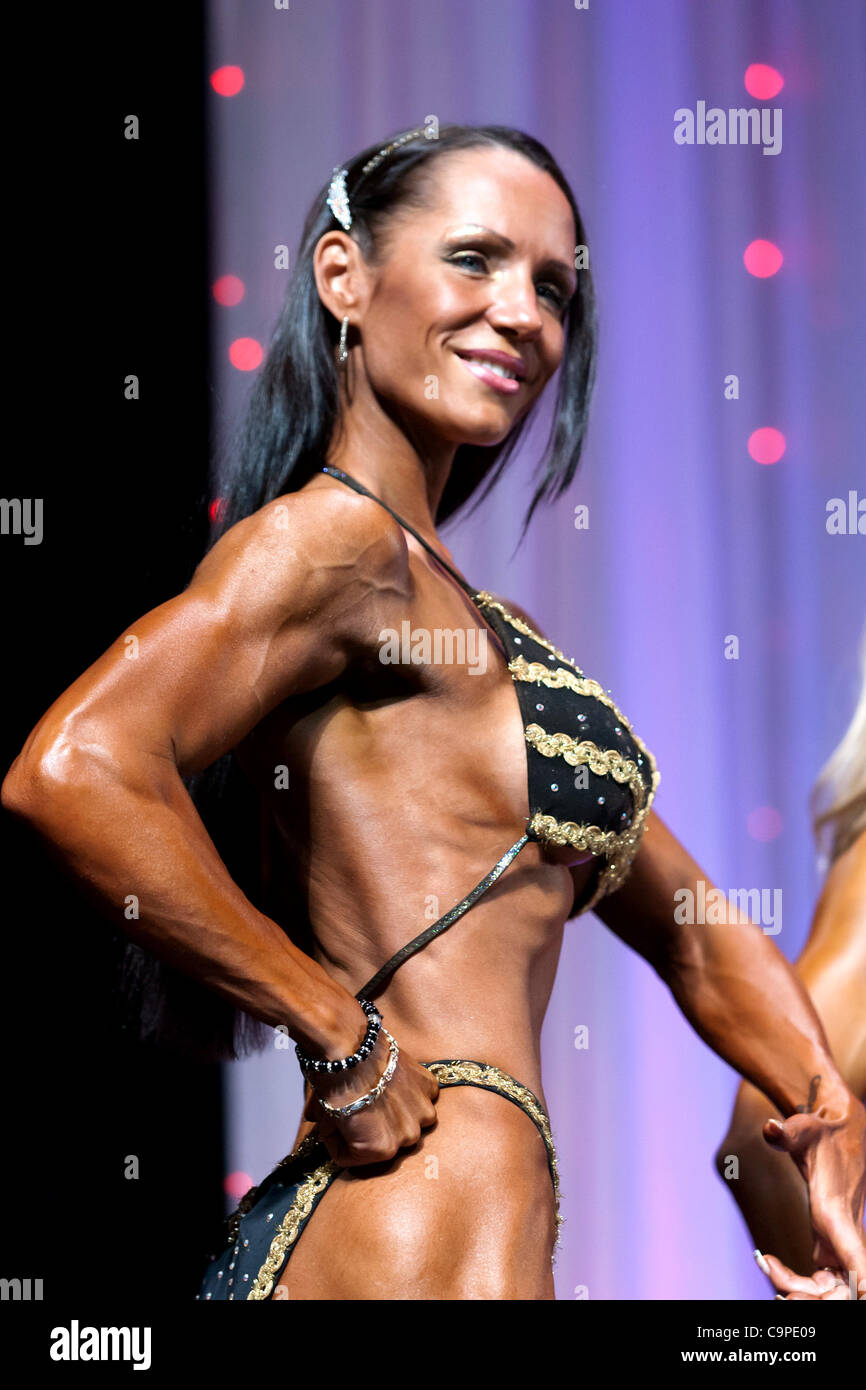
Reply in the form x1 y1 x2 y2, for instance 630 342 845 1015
295 998 383 1076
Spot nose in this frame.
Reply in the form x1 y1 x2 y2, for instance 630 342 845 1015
485 268 544 340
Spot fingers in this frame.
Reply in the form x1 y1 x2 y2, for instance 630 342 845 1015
780 1286 850 1301
334 1105 437 1168
314 1056 441 1168
815 1211 866 1292
761 1114 810 1158
761 1111 824 1160
319 1128 345 1164
762 1117 787 1148
758 1251 852 1300
758 1251 819 1296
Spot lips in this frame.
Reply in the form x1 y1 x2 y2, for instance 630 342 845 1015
455 348 526 395
455 348 527 379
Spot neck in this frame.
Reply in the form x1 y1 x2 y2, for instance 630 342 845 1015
324 386 457 540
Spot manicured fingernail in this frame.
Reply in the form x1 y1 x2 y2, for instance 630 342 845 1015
766 1119 784 1134
754 1249 771 1275
774 1294 786 1301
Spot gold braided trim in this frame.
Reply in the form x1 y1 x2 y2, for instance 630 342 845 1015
513 646 662 918
529 813 623 857
474 591 583 671
532 812 641 917
464 591 663 917
524 725 647 810
426 1061 564 1251
475 598 661 797
530 747 660 916
510 656 635 728
247 1153 341 1300
225 1130 323 1249
507 655 661 792
244 1061 564 1296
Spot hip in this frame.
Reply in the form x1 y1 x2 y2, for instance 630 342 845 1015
198 1058 563 1301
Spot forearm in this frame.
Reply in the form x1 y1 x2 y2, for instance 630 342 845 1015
3 751 363 1057
668 910 852 1120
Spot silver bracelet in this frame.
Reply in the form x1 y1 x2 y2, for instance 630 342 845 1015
316 1028 399 1118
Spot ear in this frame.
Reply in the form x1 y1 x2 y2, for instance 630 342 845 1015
312 230 369 324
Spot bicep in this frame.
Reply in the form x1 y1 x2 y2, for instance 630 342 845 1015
14 499 380 785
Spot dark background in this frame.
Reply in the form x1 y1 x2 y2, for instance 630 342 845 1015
1 1 226 1308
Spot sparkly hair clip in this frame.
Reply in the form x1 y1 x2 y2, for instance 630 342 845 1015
326 167 352 230
326 126 431 232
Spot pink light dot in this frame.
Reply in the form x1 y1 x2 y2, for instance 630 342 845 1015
747 806 783 842
224 1170 255 1202
229 337 264 372
209 497 227 523
210 65 245 97
748 427 786 465
213 274 245 307
744 64 784 100
743 239 783 278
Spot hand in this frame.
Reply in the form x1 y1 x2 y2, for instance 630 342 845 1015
755 1093 866 1300
303 1030 440 1168
756 1254 858 1300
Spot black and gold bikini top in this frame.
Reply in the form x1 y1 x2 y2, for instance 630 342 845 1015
321 466 660 1004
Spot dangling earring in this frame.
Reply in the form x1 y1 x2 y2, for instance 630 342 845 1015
338 315 349 367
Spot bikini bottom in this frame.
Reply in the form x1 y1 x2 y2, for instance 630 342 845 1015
197 1059 563 1300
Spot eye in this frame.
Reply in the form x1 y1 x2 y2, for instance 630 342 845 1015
537 282 568 310
447 251 569 312
447 250 488 273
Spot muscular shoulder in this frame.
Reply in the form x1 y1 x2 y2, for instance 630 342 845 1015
187 485 412 644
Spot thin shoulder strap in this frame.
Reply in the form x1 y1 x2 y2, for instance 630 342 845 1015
321 466 533 1000
354 832 530 1002
321 465 478 599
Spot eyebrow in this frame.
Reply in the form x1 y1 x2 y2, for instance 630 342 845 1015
442 224 577 287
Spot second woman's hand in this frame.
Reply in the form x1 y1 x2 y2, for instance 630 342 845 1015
303 1028 441 1168
755 1093 866 1300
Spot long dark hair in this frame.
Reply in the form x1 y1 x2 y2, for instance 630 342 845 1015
116 123 598 1063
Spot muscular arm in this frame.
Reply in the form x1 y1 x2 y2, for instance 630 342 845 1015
715 830 866 1271
589 810 866 1289
487 592 855 1121
591 810 853 1119
1 488 408 1059
489 584 864 1288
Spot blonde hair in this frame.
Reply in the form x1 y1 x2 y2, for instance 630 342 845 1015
811 624 866 867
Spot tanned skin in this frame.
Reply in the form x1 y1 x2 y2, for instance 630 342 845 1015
714 830 865 1286
3 147 863 1300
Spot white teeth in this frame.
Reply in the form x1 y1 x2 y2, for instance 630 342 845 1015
467 357 517 379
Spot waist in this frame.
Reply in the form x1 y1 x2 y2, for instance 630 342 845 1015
294 1038 552 1155
207 1053 564 1301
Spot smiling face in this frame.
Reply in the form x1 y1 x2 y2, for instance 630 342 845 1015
319 145 579 452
